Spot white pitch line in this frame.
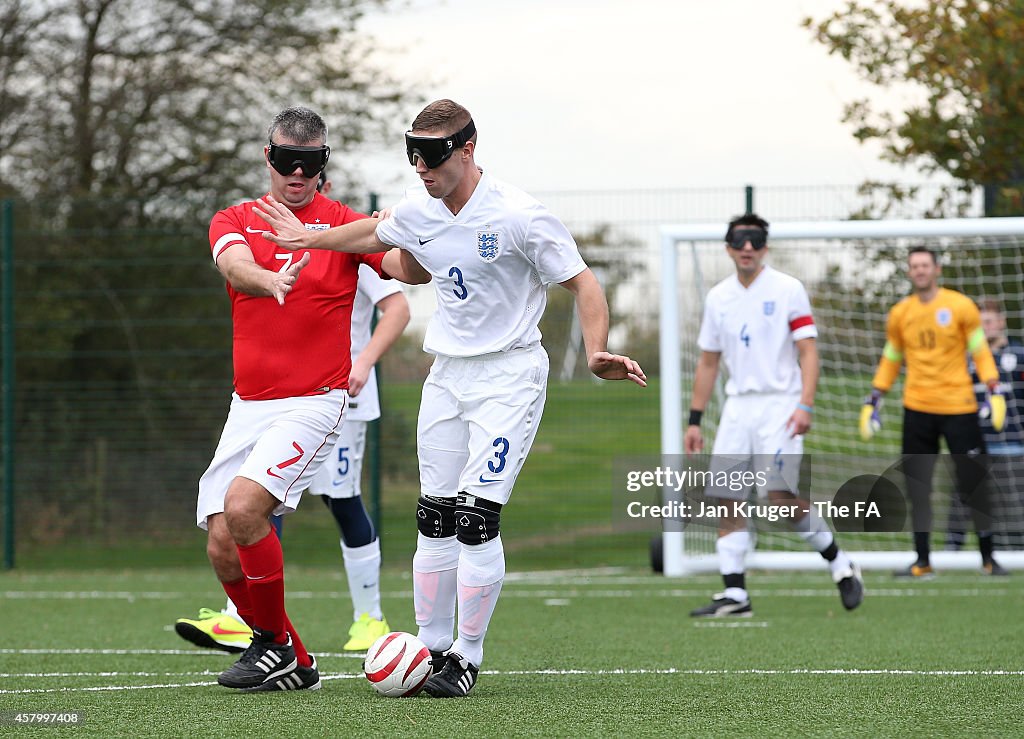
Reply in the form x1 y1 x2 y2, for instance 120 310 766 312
2 667 1023 694
3 587 1012 601
0 649 363 659
0 671 222 678
478 588 1013 598
3 591 183 600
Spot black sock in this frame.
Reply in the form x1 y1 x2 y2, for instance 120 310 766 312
820 542 839 562
978 532 994 563
723 573 745 591
914 532 931 565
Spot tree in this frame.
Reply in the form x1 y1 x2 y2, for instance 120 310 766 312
0 0 422 544
805 0 1024 215
0 0 419 227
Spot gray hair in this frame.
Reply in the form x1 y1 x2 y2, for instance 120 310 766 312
267 106 328 145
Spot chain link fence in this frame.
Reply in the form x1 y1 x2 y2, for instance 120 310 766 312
0 182 998 563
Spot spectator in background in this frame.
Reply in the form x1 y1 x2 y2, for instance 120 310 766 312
946 298 1024 558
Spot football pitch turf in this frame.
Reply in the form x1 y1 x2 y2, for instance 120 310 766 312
2 565 1022 737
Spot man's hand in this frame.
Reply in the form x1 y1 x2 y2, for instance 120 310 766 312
786 407 813 437
348 356 372 397
980 386 1007 432
859 389 883 441
270 251 310 305
588 352 647 387
684 425 703 455
253 195 315 251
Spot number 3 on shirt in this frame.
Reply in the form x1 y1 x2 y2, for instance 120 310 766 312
449 266 468 300
739 323 750 347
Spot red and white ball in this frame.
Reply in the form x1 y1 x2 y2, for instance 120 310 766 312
363 631 432 697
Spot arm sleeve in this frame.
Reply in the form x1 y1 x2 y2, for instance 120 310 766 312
357 251 390 279
696 294 720 352
788 281 818 341
209 208 249 264
521 205 586 285
964 302 998 386
871 306 904 391
358 263 403 302
373 201 408 250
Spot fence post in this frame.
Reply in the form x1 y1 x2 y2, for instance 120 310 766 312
1 200 15 569
745 184 754 215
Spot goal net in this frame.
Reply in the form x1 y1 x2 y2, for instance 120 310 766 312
658 217 1024 576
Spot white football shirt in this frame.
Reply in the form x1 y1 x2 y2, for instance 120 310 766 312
375 171 586 357
347 264 404 421
697 264 817 396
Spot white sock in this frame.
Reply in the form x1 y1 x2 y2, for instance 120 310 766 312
223 598 240 621
795 509 834 552
793 509 852 576
342 538 383 622
717 531 750 602
451 536 505 668
413 534 460 653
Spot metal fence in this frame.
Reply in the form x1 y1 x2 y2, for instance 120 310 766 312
0 182 998 564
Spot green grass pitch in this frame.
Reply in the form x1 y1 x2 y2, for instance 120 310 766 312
2 567 1022 736
3 380 1022 735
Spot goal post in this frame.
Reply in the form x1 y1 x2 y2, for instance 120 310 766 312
658 217 1024 577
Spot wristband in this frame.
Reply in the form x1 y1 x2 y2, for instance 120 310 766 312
796 403 814 414
688 409 703 427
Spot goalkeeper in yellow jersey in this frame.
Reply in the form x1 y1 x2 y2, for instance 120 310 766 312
861 246 1007 578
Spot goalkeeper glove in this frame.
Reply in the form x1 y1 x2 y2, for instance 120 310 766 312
859 389 883 441
980 386 1007 432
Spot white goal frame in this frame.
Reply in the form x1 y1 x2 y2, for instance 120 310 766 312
658 217 1024 576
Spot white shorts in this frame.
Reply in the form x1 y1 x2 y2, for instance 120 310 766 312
307 419 367 499
417 345 548 506
196 390 347 529
708 393 803 500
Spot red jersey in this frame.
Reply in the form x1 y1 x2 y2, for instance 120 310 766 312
209 192 388 400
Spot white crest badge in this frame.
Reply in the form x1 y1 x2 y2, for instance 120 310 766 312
936 308 952 327
1001 351 1018 373
477 231 500 263
763 301 775 316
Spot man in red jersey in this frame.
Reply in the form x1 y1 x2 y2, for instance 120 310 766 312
198 106 426 692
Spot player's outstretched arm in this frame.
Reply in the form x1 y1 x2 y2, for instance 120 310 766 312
560 269 647 387
252 195 388 254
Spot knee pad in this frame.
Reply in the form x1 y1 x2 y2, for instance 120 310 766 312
417 495 457 538
455 493 502 545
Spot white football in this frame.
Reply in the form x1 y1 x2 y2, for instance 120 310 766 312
363 631 432 697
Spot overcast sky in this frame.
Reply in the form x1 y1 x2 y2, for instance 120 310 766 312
356 0 932 196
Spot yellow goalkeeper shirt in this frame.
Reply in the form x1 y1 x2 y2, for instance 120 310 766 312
872 287 998 414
